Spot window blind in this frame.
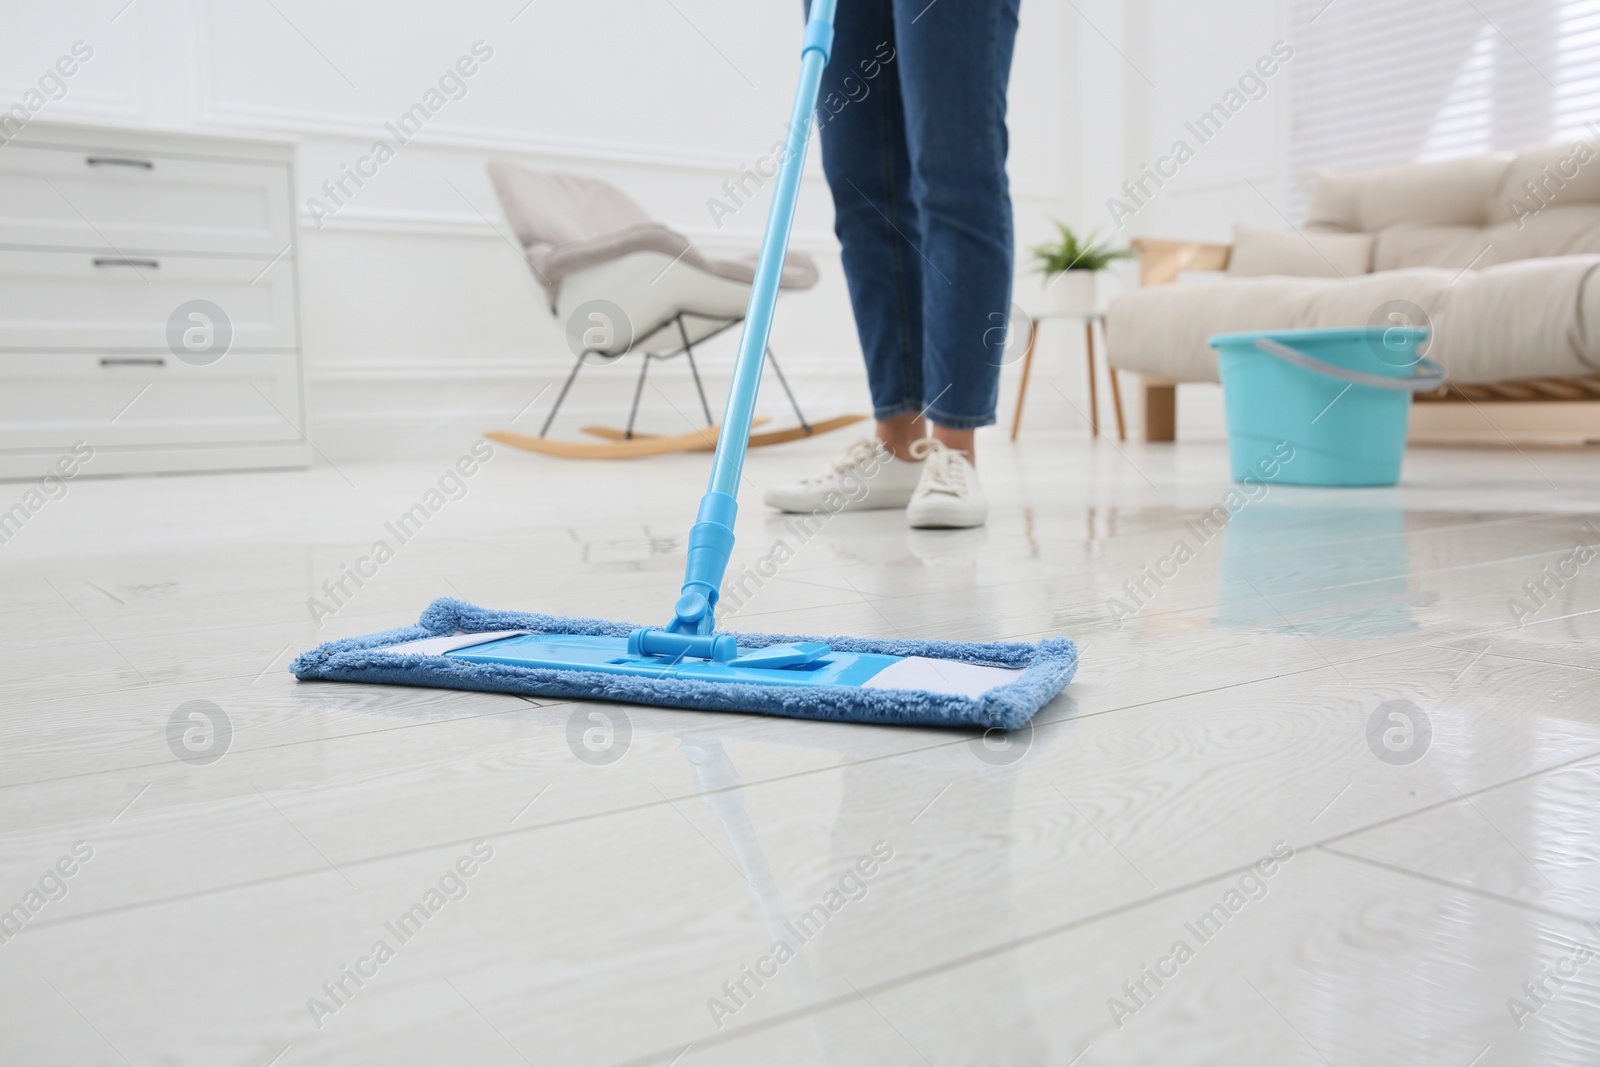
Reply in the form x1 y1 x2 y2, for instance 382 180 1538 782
1286 0 1600 219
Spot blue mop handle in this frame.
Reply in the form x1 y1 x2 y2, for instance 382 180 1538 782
710 0 837 498
665 0 837 637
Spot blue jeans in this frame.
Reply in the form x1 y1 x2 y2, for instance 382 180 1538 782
809 0 1021 429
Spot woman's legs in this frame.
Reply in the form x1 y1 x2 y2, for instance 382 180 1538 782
875 412 923 458
876 414 973 461
893 0 1022 459
814 0 924 460
815 0 1019 466
774 0 1010 524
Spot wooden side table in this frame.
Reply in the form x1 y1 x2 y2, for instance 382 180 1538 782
1009 310 1126 442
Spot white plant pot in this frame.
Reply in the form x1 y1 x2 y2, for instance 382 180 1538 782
1048 271 1097 316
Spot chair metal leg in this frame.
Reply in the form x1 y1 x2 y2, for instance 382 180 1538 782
677 315 714 426
764 347 811 433
540 351 588 437
624 353 651 440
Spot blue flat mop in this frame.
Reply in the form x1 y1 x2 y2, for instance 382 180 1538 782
292 0 1077 731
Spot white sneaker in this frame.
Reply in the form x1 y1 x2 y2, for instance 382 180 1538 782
763 437 924 513
905 439 987 529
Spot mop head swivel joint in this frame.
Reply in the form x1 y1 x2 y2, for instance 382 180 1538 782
665 491 738 637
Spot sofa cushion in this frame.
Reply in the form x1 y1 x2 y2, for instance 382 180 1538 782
1228 224 1373 278
1306 156 1510 232
1107 254 1600 384
1485 139 1600 225
1480 203 1600 260
1372 225 1492 271
1372 204 1600 271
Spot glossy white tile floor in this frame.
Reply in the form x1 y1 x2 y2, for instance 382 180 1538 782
4 428 1599 1066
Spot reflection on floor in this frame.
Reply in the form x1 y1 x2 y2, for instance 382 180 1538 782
3 432 1599 1066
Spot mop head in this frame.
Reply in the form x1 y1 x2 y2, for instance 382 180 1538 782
292 598 1077 731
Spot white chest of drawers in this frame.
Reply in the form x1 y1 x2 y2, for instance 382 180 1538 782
0 121 309 477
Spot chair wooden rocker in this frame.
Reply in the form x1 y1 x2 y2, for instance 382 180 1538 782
483 163 864 458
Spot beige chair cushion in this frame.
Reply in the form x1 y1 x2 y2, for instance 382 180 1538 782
1305 156 1510 232
1107 254 1600 384
489 164 655 248
1228 224 1373 278
487 161 818 310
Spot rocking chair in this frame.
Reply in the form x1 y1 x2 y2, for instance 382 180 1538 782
482 162 864 458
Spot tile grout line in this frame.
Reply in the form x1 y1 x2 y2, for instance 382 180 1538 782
1317 844 1598 927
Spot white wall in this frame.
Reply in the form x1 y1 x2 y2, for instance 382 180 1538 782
4 0 1085 459
1065 0 1294 439
1096 0 1295 242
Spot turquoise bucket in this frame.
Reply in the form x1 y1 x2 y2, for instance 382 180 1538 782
1210 327 1444 487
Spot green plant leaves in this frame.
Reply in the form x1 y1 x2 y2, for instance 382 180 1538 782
1030 220 1133 277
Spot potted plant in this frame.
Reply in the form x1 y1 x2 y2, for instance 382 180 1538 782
1030 222 1132 316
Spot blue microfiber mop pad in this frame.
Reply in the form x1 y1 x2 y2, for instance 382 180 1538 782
292 598 1078 731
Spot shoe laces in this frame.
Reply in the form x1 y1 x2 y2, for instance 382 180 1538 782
909 438 966 495
803 438 887 485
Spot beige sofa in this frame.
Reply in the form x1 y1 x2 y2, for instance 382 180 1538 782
1107 140 1600 440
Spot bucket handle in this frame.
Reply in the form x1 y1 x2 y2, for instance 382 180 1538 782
1253 337 1447 392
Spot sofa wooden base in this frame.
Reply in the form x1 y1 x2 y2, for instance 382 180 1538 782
1415 373 1600 402
1142 379 1177 442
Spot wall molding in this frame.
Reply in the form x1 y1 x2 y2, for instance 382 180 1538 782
0 91 144 121
207 101 1062 201
307 354 862 383
198 100 790 176
188 0 1069 201
309 357 576 382
298 203 843 250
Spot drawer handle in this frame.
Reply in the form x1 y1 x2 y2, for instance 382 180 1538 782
100 357 167 367
86 156 154 170
93 257 160 269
